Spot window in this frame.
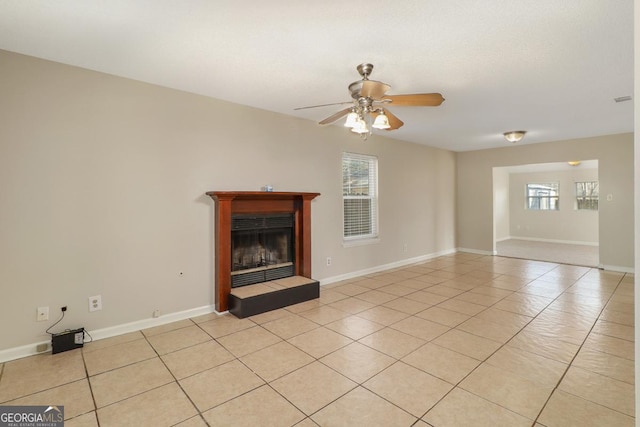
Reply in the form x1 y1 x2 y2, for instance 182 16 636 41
342 152 378 240
575 181 598 210
526 183 559 210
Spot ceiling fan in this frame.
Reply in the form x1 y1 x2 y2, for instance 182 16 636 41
295 63 444 138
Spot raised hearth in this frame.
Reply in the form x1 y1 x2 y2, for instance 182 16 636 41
206 191 320 313
228 276 319 318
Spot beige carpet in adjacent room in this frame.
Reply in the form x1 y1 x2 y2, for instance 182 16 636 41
496 239 599 267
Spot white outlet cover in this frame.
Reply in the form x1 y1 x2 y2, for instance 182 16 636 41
89 295 102 312
36 306 49 321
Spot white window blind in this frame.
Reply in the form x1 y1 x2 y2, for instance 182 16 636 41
342 152 378 240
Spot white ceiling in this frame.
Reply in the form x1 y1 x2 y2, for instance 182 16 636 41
0 1 634 151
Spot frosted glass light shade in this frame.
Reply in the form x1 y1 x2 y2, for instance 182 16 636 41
344 112 358 128
350 118 369 134
372 113 390 129
503 130 526 143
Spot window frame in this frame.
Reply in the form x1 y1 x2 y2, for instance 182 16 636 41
342 152 379 243
575 181 599 211
525 182 560 211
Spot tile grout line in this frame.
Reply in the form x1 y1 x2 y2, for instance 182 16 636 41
147 318 212 427
191 319 316 423
319 258 571 423
0 254 631 426
530 271 631 425
305 259 544 423
411 263 597 423
80 346 101 426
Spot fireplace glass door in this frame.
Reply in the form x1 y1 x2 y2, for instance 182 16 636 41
230 214 294 287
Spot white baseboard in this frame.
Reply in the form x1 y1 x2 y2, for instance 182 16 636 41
320 248 457 286
507 236 599 247
599 264 635 274
0 342 52 364
5 246 630 363
0 305 217 363
86 305 216 342
457 247 496 256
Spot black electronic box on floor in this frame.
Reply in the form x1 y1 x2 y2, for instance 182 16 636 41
51 328 85 354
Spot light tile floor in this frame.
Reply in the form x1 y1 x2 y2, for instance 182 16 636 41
0 253 634 426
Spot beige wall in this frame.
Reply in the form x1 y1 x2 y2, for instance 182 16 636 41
457 133 634 269
508 168 599 244
633 0 639 408
0 50 456 351
492 168 510 241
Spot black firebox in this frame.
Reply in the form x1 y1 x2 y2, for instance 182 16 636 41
230 213 295 287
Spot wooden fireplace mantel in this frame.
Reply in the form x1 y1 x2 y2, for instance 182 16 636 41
206 191 320 312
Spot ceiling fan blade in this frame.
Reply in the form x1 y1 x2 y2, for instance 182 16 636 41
294 101 353 110
383 93 445 106
319 107 352 125
360 80 391 99
382 108 404 130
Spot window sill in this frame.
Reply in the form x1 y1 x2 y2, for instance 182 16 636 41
342 237 380 248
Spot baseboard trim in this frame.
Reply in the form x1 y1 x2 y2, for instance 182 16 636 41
87 305 216 342
507 236 599 247
599 264 635 274
5 246 628 363
457 247 496 256
0 305 216 363
320 248 457 286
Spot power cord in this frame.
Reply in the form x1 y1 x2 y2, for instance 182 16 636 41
44 306 93 343
45 306 67 335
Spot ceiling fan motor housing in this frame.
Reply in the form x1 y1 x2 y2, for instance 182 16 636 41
356 63 374 79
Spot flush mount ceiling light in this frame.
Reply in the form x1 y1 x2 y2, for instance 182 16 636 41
503 130 526 143
568 161 581 166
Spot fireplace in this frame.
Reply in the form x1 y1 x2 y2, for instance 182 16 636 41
231 213 295 287
207 191 320 312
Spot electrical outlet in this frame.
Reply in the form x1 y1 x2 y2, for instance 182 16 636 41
36 306 49 322
152 309 161 318
89 295 102 312
326 257 332 266
403 243 408 253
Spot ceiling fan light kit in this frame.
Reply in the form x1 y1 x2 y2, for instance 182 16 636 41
350 117 369 134
503 130 526 143
344 111 358 127
372 112 391 129
296 63 444 140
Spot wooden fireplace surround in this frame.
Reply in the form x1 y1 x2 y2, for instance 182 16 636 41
206 191 320 312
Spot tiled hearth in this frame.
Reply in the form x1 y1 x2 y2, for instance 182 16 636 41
229 276 319 318
0 252 634 426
